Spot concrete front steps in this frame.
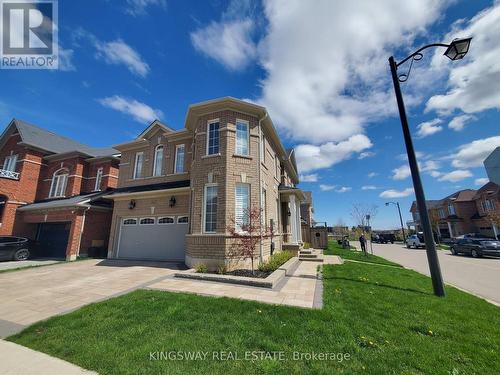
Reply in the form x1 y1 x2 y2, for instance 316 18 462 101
298 249 324 262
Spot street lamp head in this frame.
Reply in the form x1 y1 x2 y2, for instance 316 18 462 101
385 202 390 206
444 37 472 61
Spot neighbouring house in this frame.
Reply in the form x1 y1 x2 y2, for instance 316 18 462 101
471 181 499 239
0 119 120 260
409 183 499 239
104 97 306 269
484 147 500 185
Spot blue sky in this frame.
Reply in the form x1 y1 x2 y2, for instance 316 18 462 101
1 0 499 229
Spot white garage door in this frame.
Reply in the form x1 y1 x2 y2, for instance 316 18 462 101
117 216 188 261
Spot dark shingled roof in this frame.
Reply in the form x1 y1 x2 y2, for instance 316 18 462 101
13 119 118 157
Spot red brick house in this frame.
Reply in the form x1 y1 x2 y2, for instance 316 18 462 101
0 119 120 260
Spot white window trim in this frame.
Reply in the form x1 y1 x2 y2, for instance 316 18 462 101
133 152 144 179
261 188 267 227
122 218 138 225
139 217 155 225
235 119 250 156
206 120 220 156
260 133 266 163
235 183 250 233
177 216 189 224
203 183 218 234
158 216 175 225
49 169 68 198
174 144 185 174
94 167 103 191
153 145 164 177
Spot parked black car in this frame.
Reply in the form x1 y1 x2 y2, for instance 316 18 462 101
0 236 31 261
372 234 395 244
450 238 500 258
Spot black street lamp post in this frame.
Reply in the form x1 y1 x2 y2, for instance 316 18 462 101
388 37 472 297
385 201 405 241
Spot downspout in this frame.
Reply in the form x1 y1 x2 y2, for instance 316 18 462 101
76 206 91 259
258 112 268 264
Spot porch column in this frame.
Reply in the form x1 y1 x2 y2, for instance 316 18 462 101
447 221 453 238
289 195 297 244
295 198 302 243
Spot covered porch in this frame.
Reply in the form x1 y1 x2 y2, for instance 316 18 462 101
279 186 306 251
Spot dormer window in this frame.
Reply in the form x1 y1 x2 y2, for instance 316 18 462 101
94 167 103 191
207 121 220 155
49 169 68 198
153 145 164 177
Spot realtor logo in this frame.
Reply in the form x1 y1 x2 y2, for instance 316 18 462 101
1 0 58 69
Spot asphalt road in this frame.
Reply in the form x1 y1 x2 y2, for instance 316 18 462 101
364 242 500 306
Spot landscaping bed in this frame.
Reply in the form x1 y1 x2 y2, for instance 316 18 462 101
8 252 500 375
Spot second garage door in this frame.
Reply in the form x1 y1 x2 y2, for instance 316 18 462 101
117 216 188 261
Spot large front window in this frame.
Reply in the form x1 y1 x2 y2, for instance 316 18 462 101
204 185 218 233
448 204 456 215
207 121 220 155
153 145 164 177
235 120 249 156
50 169 68 198
485 199 494 211
174 144 185 173
3 154 17 172
235 183 250 231
133 152 143 179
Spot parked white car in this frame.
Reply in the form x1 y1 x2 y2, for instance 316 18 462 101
406 234 425 249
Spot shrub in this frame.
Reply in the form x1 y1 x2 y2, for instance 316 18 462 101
258 251 294 273
303 242 311 249
217 264 227 275
195 263 208 273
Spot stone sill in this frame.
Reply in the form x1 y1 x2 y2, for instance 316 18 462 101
174 256 299 288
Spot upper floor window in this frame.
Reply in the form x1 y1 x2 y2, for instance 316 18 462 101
133 152 143 179
3 154 17 172
438 208 445 219
49 169 68 198
414 212 420 221
174 144 185 174
204 184 218 233
235 183 250 232
260 134 266 163
94 167 103 191
153 145 164 177
207 121 220 155
448 204 456 216
235 120 249 156
485 199 495 211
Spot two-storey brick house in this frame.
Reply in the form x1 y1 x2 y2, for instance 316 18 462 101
0 119 119 260
471 181 499 238
105 97 305 269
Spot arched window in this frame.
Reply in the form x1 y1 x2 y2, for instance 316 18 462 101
153 145 164 177
49 169 68 198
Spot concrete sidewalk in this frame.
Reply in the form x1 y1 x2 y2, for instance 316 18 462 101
0 340 97 374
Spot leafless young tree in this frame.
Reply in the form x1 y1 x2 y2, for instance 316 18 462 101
350 203 378 229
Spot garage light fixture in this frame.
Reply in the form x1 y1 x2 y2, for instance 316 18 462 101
129 200 136 210
169 196 176 207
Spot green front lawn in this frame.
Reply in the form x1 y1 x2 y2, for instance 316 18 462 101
325 240 400 266
8 255 499 374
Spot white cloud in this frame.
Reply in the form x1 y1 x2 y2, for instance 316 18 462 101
392 165 411 180
448 114 476 131
379 188 414 198
191 19 257 71
319 184 336 191
416 118 443 138
336 186 352 193
438 170 473 182
474 177 489 186
299 173 318 182
358 151 375 160
95 39 150 77
450 136 500 168
430 170 442 178
420 160 440 172
361 185 378 190
295 134 372 173
125 0 166 16
98 96 163 123
426 3 500 115
367 172 378 178
58 47 76 71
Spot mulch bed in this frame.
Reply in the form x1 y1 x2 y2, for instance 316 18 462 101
223 269 271 278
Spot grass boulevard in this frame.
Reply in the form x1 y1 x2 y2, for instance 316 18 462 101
8 242 500 375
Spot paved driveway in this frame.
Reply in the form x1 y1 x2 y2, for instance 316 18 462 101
0 259 181 338
368 242 500 305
